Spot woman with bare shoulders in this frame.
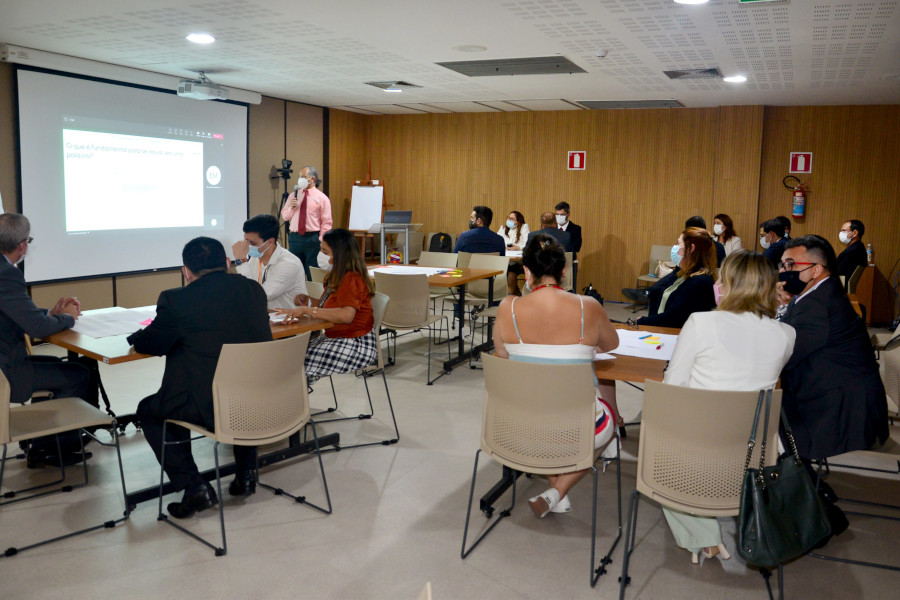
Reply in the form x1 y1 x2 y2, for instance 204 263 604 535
494 233 620 517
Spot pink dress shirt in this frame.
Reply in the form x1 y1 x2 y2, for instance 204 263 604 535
281 187 333 241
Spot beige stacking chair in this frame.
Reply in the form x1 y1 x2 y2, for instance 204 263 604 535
618 381 783 598
309 266 329 283
313 293 399 449
375 272 451 385
461 354 623 587
0 371 129 556
418 251 459 313
157 333 332 556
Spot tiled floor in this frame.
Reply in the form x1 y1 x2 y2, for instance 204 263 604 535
2 301 899 599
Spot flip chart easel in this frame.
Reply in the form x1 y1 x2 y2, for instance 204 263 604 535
349 180 384 258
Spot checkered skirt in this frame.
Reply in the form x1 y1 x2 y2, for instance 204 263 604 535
305 330 378 384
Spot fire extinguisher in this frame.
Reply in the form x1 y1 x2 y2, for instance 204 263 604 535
783 175 808 218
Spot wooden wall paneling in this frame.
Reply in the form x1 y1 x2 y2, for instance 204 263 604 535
248 96 286 221
116 270 183 307
0 63 17 213
285 102 325 214
758 106 900 301
328 109 368 229
30 278 113 311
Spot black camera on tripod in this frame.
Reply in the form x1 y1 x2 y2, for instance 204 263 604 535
275 158 293 180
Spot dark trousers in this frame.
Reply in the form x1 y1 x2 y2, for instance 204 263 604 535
137 394 257 492
288 231 321 281
27 357 93 453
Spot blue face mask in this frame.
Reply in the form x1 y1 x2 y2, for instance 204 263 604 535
248 241 268 259
506 219 515 229
670 244 682 267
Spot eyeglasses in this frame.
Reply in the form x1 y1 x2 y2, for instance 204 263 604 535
778 260 817 271
20 237 33 245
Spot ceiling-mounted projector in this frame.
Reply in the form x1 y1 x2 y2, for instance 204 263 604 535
177 71 229 100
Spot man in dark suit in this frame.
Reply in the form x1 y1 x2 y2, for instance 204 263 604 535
779 235 888 459
453 205 506 255
759 218 787 267
554 201 582 254
836 219 868 289
130 237 272 519
779 235 889 536
0 213 93 467
526 212 574 252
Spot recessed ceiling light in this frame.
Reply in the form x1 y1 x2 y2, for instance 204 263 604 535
674 0 709 5
186 33 216 44
723 75 747 83
384 87 403 93
452 45 488 53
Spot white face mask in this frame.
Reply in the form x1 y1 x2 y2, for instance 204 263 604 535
555 214 567 226
295 177 309 192
838 231 852 245
760 235 771 249
713 223 725 236
317 251 332 270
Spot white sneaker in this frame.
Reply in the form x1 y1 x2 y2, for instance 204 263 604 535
528 488 560 518
550 494 572 514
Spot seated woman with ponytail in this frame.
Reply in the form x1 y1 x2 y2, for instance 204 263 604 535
493 233 620 518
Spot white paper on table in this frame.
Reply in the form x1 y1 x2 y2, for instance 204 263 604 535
594 352 616 361
72 306 157 338
506 250 523 258
367 265 450 277
610 329 678 361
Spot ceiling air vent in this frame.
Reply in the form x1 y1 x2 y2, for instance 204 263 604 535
663 68 723 80
578 100 684 109
437 56 586 77
365 81 422 90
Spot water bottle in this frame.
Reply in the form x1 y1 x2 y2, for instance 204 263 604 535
866 243 874 266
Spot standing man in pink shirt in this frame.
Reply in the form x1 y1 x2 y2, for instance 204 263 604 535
281 166 333 279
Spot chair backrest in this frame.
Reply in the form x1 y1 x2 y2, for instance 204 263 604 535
427 232 453 253
848 265 865 294
481 353 598 474
306 281 325 300
368 292 390 371
648 244 672 274
637 380 783 517
467 254 509 297
0 370 10 445
418 251 458 268
883 341 900 411
560 252 574 292
211 333 312 446
456 251 473 268
375 272 430 329
309 267 329 283
396 230 425 263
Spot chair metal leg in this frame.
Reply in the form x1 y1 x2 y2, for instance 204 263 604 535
426 319 450 385
1 433 91 506
327 368 399 450
593 436 624 586
618 489 641 599
2 424 130 558
157 423 226 556
461 450 517 559
311 376 340 417
257 419 333 515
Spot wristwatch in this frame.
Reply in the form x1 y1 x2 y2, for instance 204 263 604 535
233 258 244 266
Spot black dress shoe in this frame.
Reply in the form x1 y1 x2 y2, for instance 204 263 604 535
167 483 218 519
228 472 257 496
622 288 649 303
26 449 92 469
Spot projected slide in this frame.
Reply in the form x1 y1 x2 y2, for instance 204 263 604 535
17 69 248 283
63 130 204 232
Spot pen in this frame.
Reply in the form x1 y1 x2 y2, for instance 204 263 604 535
639 334 651 339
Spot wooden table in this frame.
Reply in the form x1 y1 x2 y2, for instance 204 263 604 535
594 323 681 383
41 313 335 508
370 266 504 372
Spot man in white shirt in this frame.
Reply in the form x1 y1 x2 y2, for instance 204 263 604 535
231 214 307 310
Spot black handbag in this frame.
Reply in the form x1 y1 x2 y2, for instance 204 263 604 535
737 389 832 567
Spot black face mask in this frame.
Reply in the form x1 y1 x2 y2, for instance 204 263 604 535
779 267 814 296
469 220 478 229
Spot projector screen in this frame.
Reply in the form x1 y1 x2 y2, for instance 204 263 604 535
16 68 248 283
